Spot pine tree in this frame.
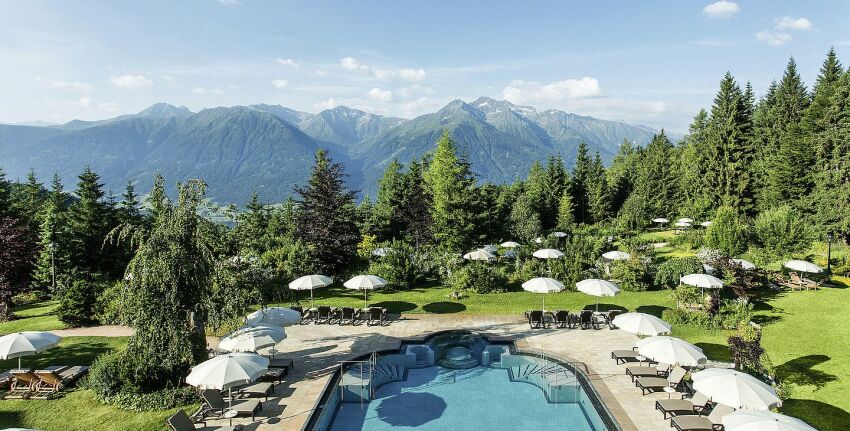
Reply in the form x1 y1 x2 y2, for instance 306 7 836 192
0 168 13 218
373 160 407 241
587 153 610 223
66 167 110 275
607 140 638 215
12 170 45 233
423 131 476 251
679 110 713 219
119 181 141 225
233 192 269 254
556 189 575 232
811 69 850 239
146 173 168 224
542 155 568 229
31 175 68 291
401 158 432 247
294 151 360 274
570 143 593 224
621 131 679 223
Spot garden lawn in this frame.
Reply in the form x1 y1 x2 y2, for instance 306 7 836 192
0 301 66 333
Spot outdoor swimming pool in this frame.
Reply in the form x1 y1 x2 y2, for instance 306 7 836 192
309 331 617 431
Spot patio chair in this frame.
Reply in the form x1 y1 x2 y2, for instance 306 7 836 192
233 381 273 401
2 369 37 399
527 310 547 329
579 310 599 330
31 365 90 399
167 409 242 431
670 403 734 431
339 306 356 325
611 349 641 364
774 274 800 291
635 366 687 395
367 307 387 326
790 272 819 290
315 305 333 324
626 362 670 382
656 392 710 420
201 389 261 422
605 310 623 329
552 310 571 328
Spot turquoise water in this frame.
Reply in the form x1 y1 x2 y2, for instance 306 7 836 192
329 365 600 431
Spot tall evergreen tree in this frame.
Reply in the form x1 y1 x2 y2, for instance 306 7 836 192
679 109 713 219
587 153 610 223
146 173 168 225
423 131 476 251
373 160 407 241
556 189 575 232
294 151 360 274
542 155 568 229
811 69 850 239
607 140 638 215
119 181 142 225
233 192 269 254
66 167 111 275
621 131 679 224
570 143 593 224
13 170 45 233
31 175 68 291
401 158 432 247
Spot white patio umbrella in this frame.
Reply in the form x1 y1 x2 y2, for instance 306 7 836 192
677 218 694 223
636 336 706 367
701 221 713 227
783 260 823 274
219 325 286 353
680 273 724 289
550 231 568 238
500 241 520 248
186 352 269 412
245 307 301 327
576 279 620 311
722 410 816 431
533 248 564 259
522 277 564 311
692 368 781 410
463 249 496 261
675 221 692 228
652 217 670 224
344 275 388 308
0 331 62 368
612 313 672 336
289 274 333 308
602 250 631 261
731 258 757 270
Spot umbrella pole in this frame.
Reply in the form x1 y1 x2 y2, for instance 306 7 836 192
310 288 315 309
542 295 545 313
18 357 21 369
364 289 368 309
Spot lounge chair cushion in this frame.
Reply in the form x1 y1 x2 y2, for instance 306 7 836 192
237 382 273 398
671 404 734 431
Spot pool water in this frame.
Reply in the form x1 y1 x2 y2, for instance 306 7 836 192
329 365 600 431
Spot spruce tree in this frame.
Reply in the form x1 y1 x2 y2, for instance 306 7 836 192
542 155 568 229
570 143 593 224
31 175 68 291
0 168 11 218
556 189 575 232
146 173 168 225
423 131 476 251
401 158 432 247
13 170 45 233
234 192 269 254
607 140 638 215
587 153 610 223
373 160 407 241
119 181 141 225
510 192 542 243
679 110 714 219
811 69 850 239
621 131 679 223
66 167 110 275
294 151 360 274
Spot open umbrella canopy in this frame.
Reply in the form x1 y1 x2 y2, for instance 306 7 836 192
288 275 333 290
783 260 823 274
675 221 692 228
722 410 816 431
652 218 669 223
522 277 565 293
500 241 520 248
550 231 568 238
731 258 757 270
701 221 713 227
0 332 61 360
612 313 672 336
677 218 694 223
186 353 269 391
576 279 621 297
463 249 496 261
533 249 564 259
219 325 286 353
601 250 631 261
344 275 388 290
245 307 301 327
692 368 781 410
636 336 706 366
680 273 724 289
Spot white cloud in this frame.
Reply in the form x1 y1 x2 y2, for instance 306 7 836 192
366 87 393 102
756 30 792 46
77 97 92 108
340 57 368 72
502 77 602 104
37 77 93 92
314 97 338 110
276 57 299 67
271 79 290 89
398 84 434 98
110 74 153 89
191 87 206 95
97 102 121 113
212 88 225 95
401 97 434 117
340 57 427 81
702 1 740 18
776 16 812 31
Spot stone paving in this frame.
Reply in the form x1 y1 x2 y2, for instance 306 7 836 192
200 314 679 431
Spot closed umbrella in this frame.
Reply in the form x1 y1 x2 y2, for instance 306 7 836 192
722 410 815 431
692 368 781 410
219 325 286 353
783 260 823 274
576 278 620 311
0 332 61 368
344 275 388 308
463 249 496 261
601 250 631 261
652 217 670 224
289 274 333 308
636 336 706 366
500 241 520 248
186 352 269 412
612 313 672 336
731 258 757 270
522 277 564 311
245 307 301 327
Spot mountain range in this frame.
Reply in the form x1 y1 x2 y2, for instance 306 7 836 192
0 98 674 204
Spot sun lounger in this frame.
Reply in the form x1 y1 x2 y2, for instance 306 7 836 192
167 408 241 431
268 357 294 370
367 307 388 326
604 310 623 329
2 369 37 399
626 363 670 382
579 310 599 330
551 310 571 328
30 365 90 399
339 306 356 325
656 392 710 420
289 306 305 324
790 272 818 290
611 349 641 364
636 366 686 395
315 306 333 324
233 382 273 401
527 310 547 329
0 369 13 390
670 404 734 431
201 389 262 422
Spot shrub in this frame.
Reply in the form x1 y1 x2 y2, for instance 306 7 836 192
704 206 749 257
752 205 812 261
88 353 198 411
368 240 419 289
610 257 653 291
449 263 507 293
95 280 127 325
57 275 104 326
655 257 703 289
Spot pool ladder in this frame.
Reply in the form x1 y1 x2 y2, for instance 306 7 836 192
536 351 582 403
338 352 400 406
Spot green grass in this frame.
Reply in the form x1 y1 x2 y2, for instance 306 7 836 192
0 301 67 333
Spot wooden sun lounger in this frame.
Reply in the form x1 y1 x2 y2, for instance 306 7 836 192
2 369 37 399
670 404 734 431
31 365 90 399
0 369 13 389
656 392 710 419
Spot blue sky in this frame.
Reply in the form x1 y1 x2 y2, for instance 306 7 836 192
1 0 848 132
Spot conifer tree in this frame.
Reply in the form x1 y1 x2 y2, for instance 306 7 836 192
587 153 610 223
510 192 542 243
542 155 568 229
146 173 168 225
0 168 11 218
373 160 407 241
423 131 476 251
679 110 713 219
621 131 679 223
13 170 45 233
233 192 269 254
811 69 850 239
31 175 68 291
119 181 141 225
607 140 638 215
556 189 575 232
66 167 110 275
570 143 593 224
401 158 432 247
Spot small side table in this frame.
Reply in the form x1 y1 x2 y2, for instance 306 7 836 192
636 355 646 365
223 409 238 425
663 386 677 399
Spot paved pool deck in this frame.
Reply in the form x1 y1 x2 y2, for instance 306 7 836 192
200 314 678 431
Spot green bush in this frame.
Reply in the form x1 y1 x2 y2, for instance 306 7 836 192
95 280 127 325
610 257 653 291
368 240 419 289
704 205 749 257
57 275 104 326
752 205 811 261
655 257 703 289
449 263 507 293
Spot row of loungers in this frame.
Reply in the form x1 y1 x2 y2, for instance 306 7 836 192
292 305 388 326
610 349 735 430
525 309 622 330
1 365 89 400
